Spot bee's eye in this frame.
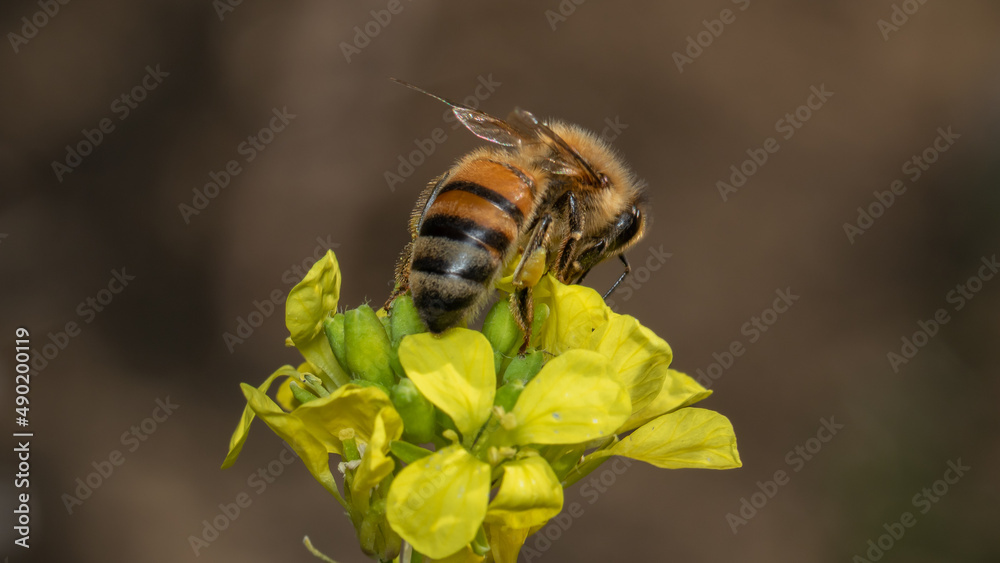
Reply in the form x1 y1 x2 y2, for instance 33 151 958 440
599 173 610 188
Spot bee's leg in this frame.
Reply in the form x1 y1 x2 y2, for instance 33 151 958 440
553 192 584 283
513 215 552 289
510 286 534 355
410 173 447 237
385 240 414 309
602 254 631 299
385 175 446 309
510 215 553 353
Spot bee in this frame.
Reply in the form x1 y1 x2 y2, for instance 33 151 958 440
388 79 649 352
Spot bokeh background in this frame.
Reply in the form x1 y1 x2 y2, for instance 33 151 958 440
2 1 999 561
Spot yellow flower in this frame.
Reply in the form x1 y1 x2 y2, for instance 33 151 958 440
223 250 743 562
532 279 741 486
386 328 630 559
284 250 350 388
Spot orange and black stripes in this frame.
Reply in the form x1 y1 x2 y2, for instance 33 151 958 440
409 158 535 333
418 214 510 262
437 182 526 227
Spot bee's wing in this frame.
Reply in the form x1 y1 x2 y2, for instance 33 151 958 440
391 78 536 148
509 108 605 187
451 107 533 147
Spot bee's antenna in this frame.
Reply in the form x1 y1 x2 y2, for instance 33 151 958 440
389 78 467 110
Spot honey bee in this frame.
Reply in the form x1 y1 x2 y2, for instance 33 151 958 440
388 79 648 352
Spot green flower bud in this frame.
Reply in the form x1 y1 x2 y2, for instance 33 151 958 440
493 380 525 413
483 299 520 371
391 378 436 444
389 295 425 377
351 379 392 398
323 313 348 373
380 314 392 339
435 407 458 437
501 349 544 386
345 304 395 389
357 499 401 561
389 294 425 345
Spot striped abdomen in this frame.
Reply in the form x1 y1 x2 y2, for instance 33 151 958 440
410 158 534 333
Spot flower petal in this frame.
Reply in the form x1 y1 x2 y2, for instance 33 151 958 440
484 523 530 563
533 275 610 354
620 368 712 432
586 313 672 416
293 384 402 455
486 457 563 529
285 250 349 387
605 408 742 469
386 445 490 559
239 384 344 501
221 365 298 469
353 407 397 494
398 329 495 441
497 350 630 446
430 545 486 563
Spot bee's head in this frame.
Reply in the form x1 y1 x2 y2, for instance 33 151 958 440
571 190 648 282
544 122 650 283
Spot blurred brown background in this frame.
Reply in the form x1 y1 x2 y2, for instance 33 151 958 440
2 1 999 561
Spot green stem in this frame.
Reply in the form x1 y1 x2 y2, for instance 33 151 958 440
303 536 341 562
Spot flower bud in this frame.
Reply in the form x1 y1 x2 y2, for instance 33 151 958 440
493 380 525 413
483 299 520 371
391 378 436 444
357 502 401 561
389 295 425 377
389 294 425 345
323 313 348 373
351 379 392 398
502 349 544 385
345 305 395 389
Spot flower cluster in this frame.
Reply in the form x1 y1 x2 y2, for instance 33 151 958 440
223 250 741 562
